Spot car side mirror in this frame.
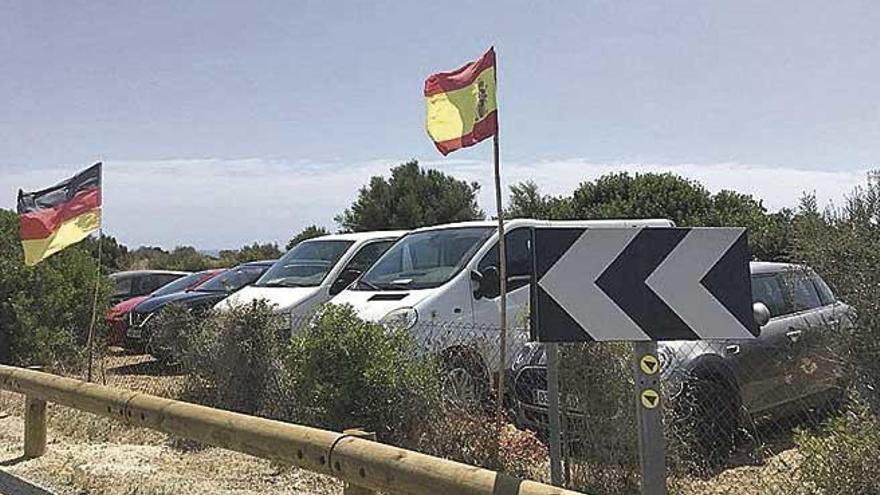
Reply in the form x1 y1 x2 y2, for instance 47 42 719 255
471 266 500 300
330 269 361 296
753 302 771 328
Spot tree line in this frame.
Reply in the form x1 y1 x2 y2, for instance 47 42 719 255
0 159 865 365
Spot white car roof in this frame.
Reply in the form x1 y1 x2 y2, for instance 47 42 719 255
750 261 807 275
305 230 408 243
408 218 675 233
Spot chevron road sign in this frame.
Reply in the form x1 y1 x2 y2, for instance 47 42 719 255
530 227 757 342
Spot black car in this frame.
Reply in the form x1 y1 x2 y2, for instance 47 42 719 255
126 260 276 345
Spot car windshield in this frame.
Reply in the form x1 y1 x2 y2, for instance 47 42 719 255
151 271 212 297
358 227 495 290
198 265 269 293
255 240 354 288
112 276 132 297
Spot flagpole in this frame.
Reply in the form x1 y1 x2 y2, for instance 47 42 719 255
493 131 508 449
85 160 104 382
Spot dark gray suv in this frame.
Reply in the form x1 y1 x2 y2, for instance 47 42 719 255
510 262 853 459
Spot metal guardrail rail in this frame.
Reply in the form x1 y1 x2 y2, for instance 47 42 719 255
0 365 581 495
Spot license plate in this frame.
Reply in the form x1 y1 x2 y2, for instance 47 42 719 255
126 327 142 339
532 389 583 412
534 389 550 406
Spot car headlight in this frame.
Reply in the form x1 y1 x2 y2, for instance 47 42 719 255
512 342 540 370
380 307 418 331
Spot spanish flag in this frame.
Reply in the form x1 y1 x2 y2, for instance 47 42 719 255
17 163 102 266
425 47 498 155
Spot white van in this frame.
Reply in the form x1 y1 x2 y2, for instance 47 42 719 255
215 231 406 319
330 218 674 400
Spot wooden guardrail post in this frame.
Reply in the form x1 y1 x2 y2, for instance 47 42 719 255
342 428 377 495
23 365 47 459
24 396 47 458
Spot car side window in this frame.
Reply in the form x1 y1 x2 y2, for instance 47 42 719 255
477 228 532 298
786 272 822 312
811 274 836 306
343 241 395 274
751 274 787 317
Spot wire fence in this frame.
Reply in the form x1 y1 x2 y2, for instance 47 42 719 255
127 297 880 495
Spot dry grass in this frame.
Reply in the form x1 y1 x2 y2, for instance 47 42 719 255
0 350 342 495
0 350 820 495
669 449 807 495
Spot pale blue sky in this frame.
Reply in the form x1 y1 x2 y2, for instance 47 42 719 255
1 1 878 247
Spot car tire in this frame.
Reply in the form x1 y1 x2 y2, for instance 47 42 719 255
439 349 490 410
673 371 740 473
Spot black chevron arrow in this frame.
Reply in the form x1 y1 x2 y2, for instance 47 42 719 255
595 228 700 340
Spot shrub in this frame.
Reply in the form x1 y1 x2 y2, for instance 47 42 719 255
558 342 640 494
148 301 286 415
795 414 880 495
0 209 112 368
282 304 436 444
143 303 202 365
415 405 547 479
789 187 880 412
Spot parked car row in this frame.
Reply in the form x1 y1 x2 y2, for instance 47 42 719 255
106 219 852 456
105 268 224 345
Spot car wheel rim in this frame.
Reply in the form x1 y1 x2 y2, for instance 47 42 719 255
442 367 478 406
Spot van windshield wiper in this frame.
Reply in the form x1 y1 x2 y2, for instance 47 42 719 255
357 279 381 290
260 279 307 288
372 279 412 290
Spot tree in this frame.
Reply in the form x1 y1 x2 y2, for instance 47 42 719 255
286 225 330 251
218 242 282 265
571 172 715 226
708 190 792 261
513 172 793 261
505 181 574 220
81 233 129 273
335 160 483 232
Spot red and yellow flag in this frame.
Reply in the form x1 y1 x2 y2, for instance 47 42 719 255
424 47 498 155
17 163 102 266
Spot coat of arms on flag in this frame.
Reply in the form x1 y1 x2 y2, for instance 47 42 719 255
424 47 498 155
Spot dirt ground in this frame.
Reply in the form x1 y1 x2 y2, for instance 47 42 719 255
0 351 811 495
0 351 342 495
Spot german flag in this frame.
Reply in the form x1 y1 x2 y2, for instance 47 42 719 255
17 163 102 266
425 47 498 155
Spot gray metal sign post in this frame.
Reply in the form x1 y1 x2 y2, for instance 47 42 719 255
546 343 563 486
530 226 756 495
633 341 666 495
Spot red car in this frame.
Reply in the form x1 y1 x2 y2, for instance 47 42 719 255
106 269 225 346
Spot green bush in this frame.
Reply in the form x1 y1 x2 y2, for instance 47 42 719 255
142 303 203 364
559 342 640 494
0 209 111 368
790 186 880 412
186 301 284 415
795 414 880 495
282 304 436 444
